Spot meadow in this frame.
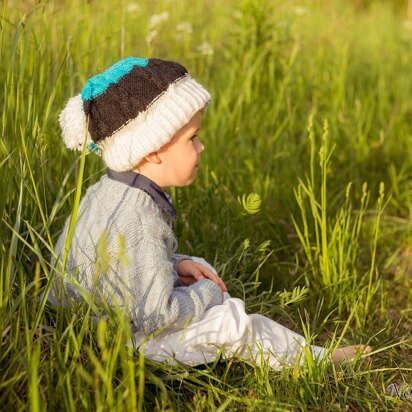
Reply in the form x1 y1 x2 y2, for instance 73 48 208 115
1 0 411 410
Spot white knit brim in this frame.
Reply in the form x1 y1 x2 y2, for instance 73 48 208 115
95 74 210 172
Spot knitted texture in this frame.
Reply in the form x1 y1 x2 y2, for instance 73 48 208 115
59 57 211 172
48 175 223 335
81 57 149 100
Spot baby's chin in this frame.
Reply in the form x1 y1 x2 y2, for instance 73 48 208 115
181 175 199 187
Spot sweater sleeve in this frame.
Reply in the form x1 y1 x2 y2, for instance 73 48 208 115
115 214 223 336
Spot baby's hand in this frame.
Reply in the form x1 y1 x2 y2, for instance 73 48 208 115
176 259 227 292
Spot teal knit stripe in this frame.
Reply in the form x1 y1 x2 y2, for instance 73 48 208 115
81 57 149 101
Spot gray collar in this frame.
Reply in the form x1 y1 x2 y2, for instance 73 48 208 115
107 170 176 221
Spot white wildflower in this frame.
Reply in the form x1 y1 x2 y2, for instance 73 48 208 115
146 29 158 45
294 6 308 16
126 3 140 13
149 12 169 30
403 20 412 32
176 22 193 34
197 41 214 56
233 10 242 20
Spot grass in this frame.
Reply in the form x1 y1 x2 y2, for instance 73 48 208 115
1 0 411 410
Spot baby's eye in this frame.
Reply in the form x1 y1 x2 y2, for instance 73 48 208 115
190 135 198 140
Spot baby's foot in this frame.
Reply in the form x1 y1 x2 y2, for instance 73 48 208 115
332 344 372 364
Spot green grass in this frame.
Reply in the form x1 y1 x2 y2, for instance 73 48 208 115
1 0 411 410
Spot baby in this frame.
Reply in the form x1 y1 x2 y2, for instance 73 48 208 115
49 57 371 369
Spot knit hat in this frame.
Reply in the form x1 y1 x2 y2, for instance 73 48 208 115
59 57 211 171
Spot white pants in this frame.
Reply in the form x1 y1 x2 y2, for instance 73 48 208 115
131 257 327 370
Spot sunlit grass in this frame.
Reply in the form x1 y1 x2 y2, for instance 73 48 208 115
1 0 411 410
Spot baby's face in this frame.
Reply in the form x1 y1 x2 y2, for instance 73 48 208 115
157 109 205 187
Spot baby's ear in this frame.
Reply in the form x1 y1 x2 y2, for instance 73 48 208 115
144 151 161 164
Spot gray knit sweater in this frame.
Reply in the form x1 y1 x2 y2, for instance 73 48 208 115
48 174 223 335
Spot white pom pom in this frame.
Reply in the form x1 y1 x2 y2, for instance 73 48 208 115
59 94 93 150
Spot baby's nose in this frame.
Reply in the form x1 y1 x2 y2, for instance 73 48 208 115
197 140 205 153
